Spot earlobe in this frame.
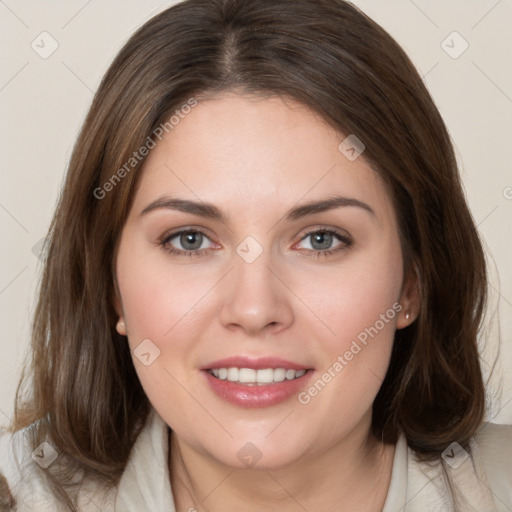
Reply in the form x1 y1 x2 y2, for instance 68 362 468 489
116 318 127 336
396 305 415 329
396 307 413 329
397 264 421 329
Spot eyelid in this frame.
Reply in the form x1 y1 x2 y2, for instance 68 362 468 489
158 226 218 254
294 225 352 244
159 225 215 242
292 226 352 251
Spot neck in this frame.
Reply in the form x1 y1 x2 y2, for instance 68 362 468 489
168 417 395 512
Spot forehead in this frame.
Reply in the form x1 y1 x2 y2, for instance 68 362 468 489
130 93 394 223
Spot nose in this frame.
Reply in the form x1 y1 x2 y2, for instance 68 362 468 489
218 246 294 337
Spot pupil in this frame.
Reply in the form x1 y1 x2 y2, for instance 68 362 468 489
181 231 202 250
312 231 332 250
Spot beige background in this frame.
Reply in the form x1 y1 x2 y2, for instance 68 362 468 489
1 0 511 428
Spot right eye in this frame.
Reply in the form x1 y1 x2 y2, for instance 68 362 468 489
159 228 218 257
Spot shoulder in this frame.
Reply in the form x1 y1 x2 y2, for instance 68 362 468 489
473 422 512 508
0 425 113 512
399 423 512 511
474 421 512 461
0 423 57 511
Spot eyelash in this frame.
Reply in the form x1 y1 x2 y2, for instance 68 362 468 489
158 227 352 259
159 228 214 258
294 228 352 258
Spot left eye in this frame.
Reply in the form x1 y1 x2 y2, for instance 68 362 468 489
296 230 351 252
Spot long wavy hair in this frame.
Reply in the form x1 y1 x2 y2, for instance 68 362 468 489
11 0 487 509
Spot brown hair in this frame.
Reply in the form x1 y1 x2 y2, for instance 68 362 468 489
12 0 487 509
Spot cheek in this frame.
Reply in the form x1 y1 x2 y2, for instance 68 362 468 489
116 237 216 345
302 239 402 351
261 251 402 458
115 235 233 413
115 246 217 425
294 238 403 426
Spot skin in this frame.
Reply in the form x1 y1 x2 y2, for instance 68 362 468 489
114 92 420 511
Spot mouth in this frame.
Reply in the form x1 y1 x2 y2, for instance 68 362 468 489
206 367 308 385
201 356 314 408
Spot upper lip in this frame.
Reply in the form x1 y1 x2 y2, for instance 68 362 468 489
201 356 312 371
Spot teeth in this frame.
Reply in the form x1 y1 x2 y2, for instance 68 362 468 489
209 367 306 385
273 368 286 382
285 369 296 380
239 368 256 383
257 368 274 383
227 368 239 381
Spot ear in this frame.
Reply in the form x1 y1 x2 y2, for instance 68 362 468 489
113 274 127 336
396 263 421 329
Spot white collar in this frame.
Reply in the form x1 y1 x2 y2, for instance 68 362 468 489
381 426 499 511
115 408 175 511
113 408 499 512
382 431 408 512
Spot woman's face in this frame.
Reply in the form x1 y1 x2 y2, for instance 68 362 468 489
115 93 415 469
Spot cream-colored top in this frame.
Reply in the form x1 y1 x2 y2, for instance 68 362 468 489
1 408 511 511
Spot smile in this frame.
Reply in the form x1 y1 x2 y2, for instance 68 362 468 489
207 367 307 385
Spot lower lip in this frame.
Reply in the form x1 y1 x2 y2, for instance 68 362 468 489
202 370 313 408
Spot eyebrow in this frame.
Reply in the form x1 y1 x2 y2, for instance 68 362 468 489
139 195 376 222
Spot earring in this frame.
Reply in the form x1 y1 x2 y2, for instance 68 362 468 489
116 319 126 334
405 312 410 320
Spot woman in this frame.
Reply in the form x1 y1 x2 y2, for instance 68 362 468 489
1 0 511 510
